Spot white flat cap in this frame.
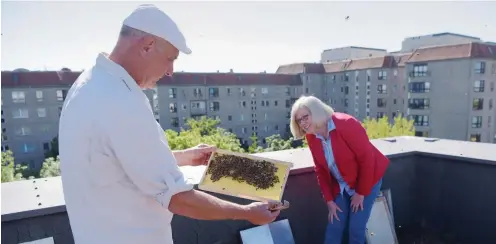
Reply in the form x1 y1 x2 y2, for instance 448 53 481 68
123 4 191 54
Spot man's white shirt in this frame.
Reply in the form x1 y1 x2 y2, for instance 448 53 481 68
58 53 193 244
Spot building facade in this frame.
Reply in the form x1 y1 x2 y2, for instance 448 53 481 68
2 33 495 167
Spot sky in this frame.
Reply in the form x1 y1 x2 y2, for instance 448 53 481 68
1 1 495 73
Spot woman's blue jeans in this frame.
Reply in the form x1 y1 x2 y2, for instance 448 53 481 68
324 179 382 244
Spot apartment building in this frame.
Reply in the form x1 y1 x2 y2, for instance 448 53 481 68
277 42 496 143
1 70 301 166
277 54 410 123
0 70 154 167
155 73 302 146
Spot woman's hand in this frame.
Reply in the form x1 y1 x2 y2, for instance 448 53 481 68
350 193 364 213
327 201 343 223
174 144 216 167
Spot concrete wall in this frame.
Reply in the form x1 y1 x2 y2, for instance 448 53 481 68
2 152 496 244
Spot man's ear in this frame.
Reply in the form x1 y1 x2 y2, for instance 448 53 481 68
140 36 156 54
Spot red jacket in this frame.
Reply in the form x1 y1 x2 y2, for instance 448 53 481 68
306 112 389 202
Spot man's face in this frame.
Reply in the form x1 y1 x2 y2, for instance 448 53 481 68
138 37 179 89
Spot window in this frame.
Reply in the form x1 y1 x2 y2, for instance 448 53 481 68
411 64 428 77
409 115 429 126
474 80 485 92
37 108 47 117
490 99 494 110
377 99 387 108
285 87 290 96
394 69 398 76
261 88 268 94
377 84 387 94
264 125 269 132
305 88 309 94
208 87 219 98
11 91 25 103
181 104 187 110
377 112 385 119
226 87 231 96
472 98 484 110
190 101 205 109
366 70 371 81
168 88 177 98
274 100 278 106
170 118 179 127
240 114 244 121
285 100 290 108
12 108 29 119
228 115 232 121
471 116 482 128
470 133 481 142
36 90 43 102
40 125 50 133
239 88 246 96
43 142 50 151
344 86 349 95
58 106 63 117
209 102 220 111
344 73 349 81
239 101 246 108
1 145 10 152
378 70 387 80
16 126 31 136
193 88 202 97
169 103 177 113
241 128 247 134
56 90 67 101
274 125 279 131
491 82 495 92
409 99 430 110
22 143 36 153
415 131 429 137
265 113 268 120
474 61 486 74
409 82 430 93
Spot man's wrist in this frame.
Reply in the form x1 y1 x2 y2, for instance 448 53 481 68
173 150 187 166
229 204 250 221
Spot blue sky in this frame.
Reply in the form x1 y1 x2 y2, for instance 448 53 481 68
1 1 495 73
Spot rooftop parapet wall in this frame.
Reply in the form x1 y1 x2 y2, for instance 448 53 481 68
2 137 496 244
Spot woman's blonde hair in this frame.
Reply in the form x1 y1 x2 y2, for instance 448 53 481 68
290 95 335 139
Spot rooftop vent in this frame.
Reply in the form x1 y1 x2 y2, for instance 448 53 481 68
424 138 440 142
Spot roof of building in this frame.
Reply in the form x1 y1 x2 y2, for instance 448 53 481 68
322 46 388 52
1 71 302 88
2 136 495 222
277 42 496 74
408 42 496 63
405 32 481 41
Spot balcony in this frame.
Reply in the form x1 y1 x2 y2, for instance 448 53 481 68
2 137 496 244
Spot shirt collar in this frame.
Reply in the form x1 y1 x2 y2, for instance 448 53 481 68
95 53 143 93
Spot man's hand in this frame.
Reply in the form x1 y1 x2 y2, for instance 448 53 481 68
244 202 280 225
174 144 216 167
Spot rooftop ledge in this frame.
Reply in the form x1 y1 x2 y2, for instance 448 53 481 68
2 136 495 223
3 136 496 243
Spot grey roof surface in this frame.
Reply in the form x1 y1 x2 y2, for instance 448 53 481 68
2 136 495 221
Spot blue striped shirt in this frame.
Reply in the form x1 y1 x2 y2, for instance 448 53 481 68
314 120 355 196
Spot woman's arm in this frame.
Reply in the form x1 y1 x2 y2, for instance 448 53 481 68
340 117 376 196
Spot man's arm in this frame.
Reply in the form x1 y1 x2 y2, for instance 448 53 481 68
105 102 278 224
169 190 249 220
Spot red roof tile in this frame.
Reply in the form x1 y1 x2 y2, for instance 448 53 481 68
1 71 302 88
407 42 496 63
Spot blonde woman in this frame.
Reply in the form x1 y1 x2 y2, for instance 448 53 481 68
290 96 389 244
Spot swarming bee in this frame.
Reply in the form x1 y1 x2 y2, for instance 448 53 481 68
207 154 280 190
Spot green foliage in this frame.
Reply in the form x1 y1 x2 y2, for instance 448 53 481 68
248 133 263 153
263 134 294 152
44 136 59 158
166 116 245 153
362 115 415 139
1 151 36 182
39 156 61 178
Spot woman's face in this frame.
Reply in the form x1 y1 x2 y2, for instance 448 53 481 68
295 107 315 134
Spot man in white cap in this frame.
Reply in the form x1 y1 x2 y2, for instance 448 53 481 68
58 4 280 244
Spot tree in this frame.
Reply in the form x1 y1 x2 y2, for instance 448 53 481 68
1 151 35 182
362 115 415 139
44 136 59 158
263 134 294 152
248 133 263 153
39 156 61 178
165 117 245 153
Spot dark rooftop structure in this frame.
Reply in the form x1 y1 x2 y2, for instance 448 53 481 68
2 136 496 244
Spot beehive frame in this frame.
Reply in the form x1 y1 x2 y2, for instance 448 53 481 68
198 149 294 202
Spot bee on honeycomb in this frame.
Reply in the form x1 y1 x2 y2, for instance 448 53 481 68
207 154 280 190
